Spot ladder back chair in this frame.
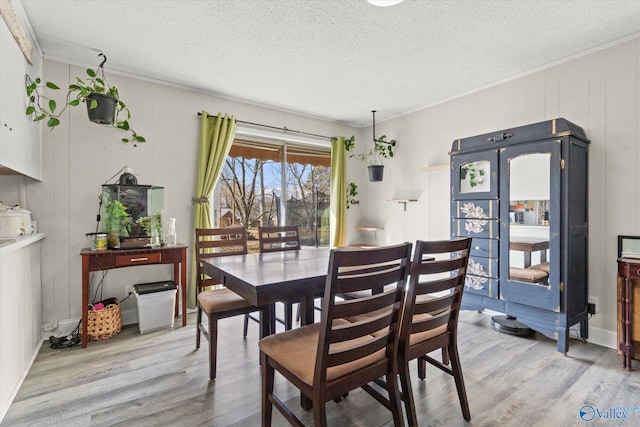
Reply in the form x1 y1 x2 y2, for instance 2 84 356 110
195 227 265 380
259 242 413 427
398 237 472 426
258 225 302 330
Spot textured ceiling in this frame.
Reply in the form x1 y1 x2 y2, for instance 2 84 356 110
17 0 640 126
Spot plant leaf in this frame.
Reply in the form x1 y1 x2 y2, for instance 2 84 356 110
86 68 96 78
48 99 56 113
45 82 60 90
69 99 80 106
47 117 60 128
26 106 35 115
135 135 146 142
35 113 46 122
89 99 98 109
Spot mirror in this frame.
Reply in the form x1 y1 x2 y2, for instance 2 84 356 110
508 153 551 285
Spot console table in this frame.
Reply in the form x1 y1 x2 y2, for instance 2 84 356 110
618 257 640 370
80 244 188 348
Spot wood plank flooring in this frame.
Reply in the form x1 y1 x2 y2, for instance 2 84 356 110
3 310 638 426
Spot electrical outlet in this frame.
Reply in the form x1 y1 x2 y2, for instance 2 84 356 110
125 284 135 297
43 322 58 332
588 295 599 315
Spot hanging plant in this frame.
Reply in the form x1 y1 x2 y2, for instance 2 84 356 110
24 53 146 145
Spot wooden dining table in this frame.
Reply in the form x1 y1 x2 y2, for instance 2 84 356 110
201 247 331 338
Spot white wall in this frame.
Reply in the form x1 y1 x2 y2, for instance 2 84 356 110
353 36 640 349
8 34 640 349
24 59 358 329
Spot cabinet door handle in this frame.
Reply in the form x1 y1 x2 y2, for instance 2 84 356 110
636 269 640 276
130 257 149 262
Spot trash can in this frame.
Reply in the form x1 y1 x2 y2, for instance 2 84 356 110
133 281 178 334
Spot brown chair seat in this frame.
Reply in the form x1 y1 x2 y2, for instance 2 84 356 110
509 267 548 283
528 262 550 273
197 287 254 314
259 319 385 385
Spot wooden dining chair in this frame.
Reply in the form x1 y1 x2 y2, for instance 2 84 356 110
195 227 265 380
258 225 302 330
397 237 472 426
259 242 413 427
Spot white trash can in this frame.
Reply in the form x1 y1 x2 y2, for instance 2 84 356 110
133 281 177 334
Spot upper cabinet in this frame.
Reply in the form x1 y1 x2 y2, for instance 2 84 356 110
450 118 590 354
0 17 42 180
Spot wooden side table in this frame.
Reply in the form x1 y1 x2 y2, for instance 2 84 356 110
80 244 188 348
617 257 640 370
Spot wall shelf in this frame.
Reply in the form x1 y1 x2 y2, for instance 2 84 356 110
419 164 449 172
385 199 418 211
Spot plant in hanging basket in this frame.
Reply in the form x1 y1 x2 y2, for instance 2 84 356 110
24 53 145 145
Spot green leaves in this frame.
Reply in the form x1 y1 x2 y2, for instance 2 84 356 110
24 62 146 145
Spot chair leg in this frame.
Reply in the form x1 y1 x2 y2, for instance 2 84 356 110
195 305 202 349
417 356 426 380
449 343 471 421
399 360 419 427
442 347 450 365
243 314 249 337
208 314 218 380
261 352 274 427
385 371 404 427
313 400 328 427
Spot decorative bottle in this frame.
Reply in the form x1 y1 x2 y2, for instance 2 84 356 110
165 218 177 246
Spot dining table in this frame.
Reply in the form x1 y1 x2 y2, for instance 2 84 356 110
201 247 332 338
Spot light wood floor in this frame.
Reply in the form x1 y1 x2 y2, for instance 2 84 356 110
3 310 638 427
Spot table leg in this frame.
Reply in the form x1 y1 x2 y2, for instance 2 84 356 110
259 305 275 339
81 257 89 348
523 252 532 268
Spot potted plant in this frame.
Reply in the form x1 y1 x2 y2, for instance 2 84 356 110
24 53 145 145
344 116 398 182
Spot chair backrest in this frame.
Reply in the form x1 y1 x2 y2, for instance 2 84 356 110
314 243 413 391
257 225 301 252
399 238 472 355
195 227 248 291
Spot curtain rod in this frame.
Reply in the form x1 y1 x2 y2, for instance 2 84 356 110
197 112 335 141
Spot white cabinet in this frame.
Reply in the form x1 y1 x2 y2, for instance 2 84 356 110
0 234 44 422
0 18 42 180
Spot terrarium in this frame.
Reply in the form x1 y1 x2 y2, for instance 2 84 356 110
101 184 164 249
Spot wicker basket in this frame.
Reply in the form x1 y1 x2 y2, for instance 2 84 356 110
87 298 122 341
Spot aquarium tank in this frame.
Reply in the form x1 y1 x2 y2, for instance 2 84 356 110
101 184 164 249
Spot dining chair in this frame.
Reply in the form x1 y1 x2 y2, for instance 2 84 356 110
195 227 265 380
397 237 472 426
258 225 302 330
259 242 413 427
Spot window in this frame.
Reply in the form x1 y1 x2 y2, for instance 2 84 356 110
214 137 331 251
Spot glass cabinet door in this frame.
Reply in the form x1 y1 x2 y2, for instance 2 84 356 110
451 151 499 200
499 140 561 311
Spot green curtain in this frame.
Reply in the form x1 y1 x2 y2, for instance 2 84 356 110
188 111 237 307
330 136 347 248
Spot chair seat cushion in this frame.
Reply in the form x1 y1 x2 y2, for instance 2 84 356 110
259 320 386 386
509 267 548 283
528 262 550 273
197 287 253 314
